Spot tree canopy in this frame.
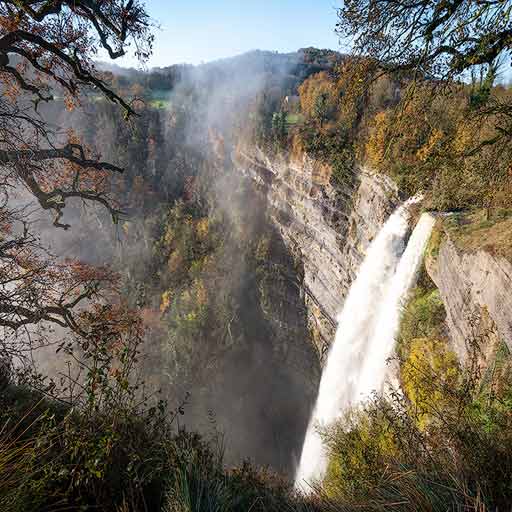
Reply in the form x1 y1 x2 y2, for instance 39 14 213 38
337 0 512 80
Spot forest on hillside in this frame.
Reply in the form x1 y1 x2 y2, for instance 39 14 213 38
1 1 512 511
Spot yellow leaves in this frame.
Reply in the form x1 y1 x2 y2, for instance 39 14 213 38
195 218 209 240
184 312 197 323
160 290 172 313
401 337 459 429
365 111 389 169
322 408 399 499
416 128 444 162
452 122 474 155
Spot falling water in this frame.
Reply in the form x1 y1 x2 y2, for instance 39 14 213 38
295 202 434 490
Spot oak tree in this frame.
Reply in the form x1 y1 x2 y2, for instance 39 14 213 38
0 0 153 401
337 0 512 80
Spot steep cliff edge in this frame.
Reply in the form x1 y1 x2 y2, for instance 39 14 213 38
426 213 512 360
234 144 512 370
233 146 399 359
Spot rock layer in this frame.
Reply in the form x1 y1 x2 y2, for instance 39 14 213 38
234 147 399 359
428 237 512 359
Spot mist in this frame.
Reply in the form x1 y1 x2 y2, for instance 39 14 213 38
24 50 322 475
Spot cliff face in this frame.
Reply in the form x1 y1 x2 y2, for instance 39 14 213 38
233 146 399 359
234 146 512 370
427 235 512 360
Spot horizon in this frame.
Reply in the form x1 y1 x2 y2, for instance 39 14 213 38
98 46 342 72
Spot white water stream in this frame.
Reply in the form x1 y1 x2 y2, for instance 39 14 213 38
295 203 435 490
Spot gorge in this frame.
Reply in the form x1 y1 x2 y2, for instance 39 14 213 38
1 11 512 507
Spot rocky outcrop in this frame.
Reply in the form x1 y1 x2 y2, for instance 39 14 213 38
233 146 399 359
427 236 512 359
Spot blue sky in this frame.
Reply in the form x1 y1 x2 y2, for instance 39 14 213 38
119 0 342 68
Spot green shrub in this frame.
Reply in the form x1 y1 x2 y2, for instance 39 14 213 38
162 432 301 512
321 342 512 511
299 125 356 188
398 288 445 348
397 265 446 360
321 407 398 500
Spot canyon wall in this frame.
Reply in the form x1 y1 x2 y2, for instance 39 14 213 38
234 146 512 369
233 146 399 360
427 234 512 360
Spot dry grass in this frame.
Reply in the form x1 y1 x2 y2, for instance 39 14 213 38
444 208 512 262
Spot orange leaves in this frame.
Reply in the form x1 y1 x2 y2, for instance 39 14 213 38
78 302 144 347
61 259 118 287
64 92 80 112
298 71 337 123
365 111 389 168
0 71 21 103
0 14 20 33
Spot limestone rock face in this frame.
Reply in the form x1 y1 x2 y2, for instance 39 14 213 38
234 147 399 360
232 143 512 374
428 237 512 359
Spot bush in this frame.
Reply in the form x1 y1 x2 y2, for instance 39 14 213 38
1 387 304 512
164 444 298 512
320 312 512 512
298 126 356 188
322 407 398 500
0 387 173 512
397 265 446 356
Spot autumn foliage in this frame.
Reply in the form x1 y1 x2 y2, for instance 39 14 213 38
0 1 153 401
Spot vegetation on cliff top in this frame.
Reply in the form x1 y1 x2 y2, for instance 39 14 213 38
444 209 512 263
258 65 512 211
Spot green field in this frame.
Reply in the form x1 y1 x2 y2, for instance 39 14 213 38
286 113 304 125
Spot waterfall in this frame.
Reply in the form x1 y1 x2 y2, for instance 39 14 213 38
295 203 434 490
